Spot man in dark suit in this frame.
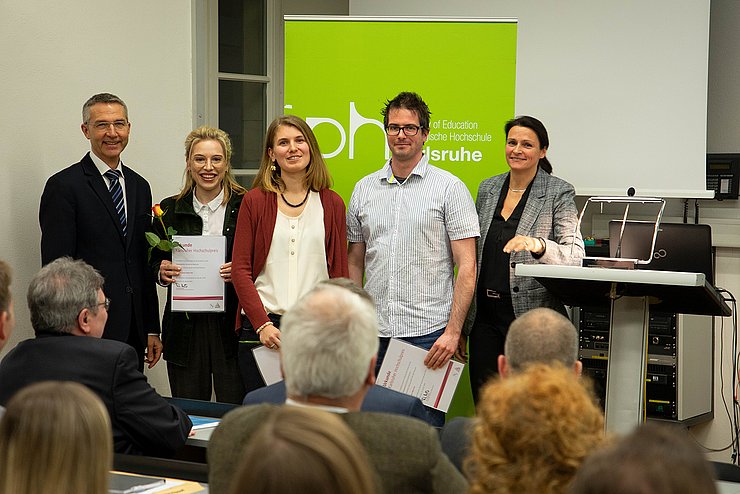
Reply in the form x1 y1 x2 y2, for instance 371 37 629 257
441 307 582 474
0 258 191 457
242 380 434 423
39 93 160 370
209 283 467 494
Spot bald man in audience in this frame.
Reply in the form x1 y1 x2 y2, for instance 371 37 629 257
441 307 581 472
209 283 467 494
498 307 582 377
0 261 16 419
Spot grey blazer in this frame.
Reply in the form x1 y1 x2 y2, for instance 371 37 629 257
464 167 584 333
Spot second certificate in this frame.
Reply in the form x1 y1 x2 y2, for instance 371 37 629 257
171 235 226 312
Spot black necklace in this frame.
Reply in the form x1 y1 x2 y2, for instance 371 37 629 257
281 190 310 208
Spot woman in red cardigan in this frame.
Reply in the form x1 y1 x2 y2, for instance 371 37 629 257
231 115 349 392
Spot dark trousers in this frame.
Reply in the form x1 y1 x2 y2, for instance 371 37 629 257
167 313 245 405
125 321 146 373
238 313 282 394
468 294 516 403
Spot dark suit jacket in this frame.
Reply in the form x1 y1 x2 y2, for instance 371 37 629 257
0 333 192 457
464 168 585 332
242 381 434 424
208 404 467 494
440 416 476 475
39 153 159 345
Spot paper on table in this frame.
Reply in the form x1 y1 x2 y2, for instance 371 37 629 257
188 415 220 430
376 338 464 412
109 472 164 493
252 345 283 385
171 235 226 312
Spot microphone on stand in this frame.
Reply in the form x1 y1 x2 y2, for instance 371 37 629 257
614 188 635 258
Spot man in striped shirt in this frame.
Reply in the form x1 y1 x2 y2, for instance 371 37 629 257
347 91 479 382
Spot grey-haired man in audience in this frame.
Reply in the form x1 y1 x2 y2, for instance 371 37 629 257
209 283 467 494
0 257 191 456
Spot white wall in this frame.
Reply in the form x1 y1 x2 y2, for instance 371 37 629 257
0 1 194 393
350 0 711 198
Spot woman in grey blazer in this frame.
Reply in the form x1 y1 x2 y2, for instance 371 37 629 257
465 116 584 401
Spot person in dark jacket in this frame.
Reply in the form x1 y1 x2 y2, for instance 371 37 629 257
0 258 191 457
151 126 247 404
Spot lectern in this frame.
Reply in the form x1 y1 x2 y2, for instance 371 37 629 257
515 264 730 434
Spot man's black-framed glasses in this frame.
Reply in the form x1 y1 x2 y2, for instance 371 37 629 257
94 298 111 311
386 124 422 136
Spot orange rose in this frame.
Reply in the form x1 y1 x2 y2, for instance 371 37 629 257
152 204 164 217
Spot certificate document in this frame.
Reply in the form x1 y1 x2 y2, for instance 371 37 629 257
252 345 283 385
377 338 465 412
171 235 226 312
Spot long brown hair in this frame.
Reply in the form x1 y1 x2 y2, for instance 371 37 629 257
176 126 247 204
252 115 333 193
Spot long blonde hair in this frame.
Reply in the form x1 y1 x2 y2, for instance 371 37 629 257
252 115 333 193
176 126 247 204
0 381 113 494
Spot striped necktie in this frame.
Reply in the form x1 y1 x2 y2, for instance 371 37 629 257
104 169 127 236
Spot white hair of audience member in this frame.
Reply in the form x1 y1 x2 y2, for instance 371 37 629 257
280 284 379 398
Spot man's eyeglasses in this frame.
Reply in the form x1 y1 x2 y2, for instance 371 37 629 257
94 298 111 311
386 124 422 136
91 121 128 132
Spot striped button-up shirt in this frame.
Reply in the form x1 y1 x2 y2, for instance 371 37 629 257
347 155 479 338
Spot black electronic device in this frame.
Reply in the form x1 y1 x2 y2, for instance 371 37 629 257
608 221 714 285
577 305 712 425
707 153 740 200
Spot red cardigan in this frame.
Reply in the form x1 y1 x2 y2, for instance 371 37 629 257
231 188 349 330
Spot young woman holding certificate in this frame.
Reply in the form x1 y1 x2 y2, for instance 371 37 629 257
151 126 247 404
231 115 348 393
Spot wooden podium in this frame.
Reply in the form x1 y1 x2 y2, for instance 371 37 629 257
515 264 730 434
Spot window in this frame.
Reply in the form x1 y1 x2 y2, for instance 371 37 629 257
194 0 281 186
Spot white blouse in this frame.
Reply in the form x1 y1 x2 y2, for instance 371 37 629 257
255 191 328 315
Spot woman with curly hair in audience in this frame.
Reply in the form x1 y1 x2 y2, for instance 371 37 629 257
466 363 605 494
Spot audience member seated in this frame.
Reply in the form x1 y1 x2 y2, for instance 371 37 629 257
569 422 717 494
497 307 583 377
466 363 604 494
0 381 112 494
442 307 582 472
209 283 467 494
0 257 192 456
0 260 15 420
228 406 376 494
242 277 432 423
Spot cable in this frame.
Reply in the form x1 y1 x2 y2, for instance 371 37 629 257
695 199 700 224
690 288 738 459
